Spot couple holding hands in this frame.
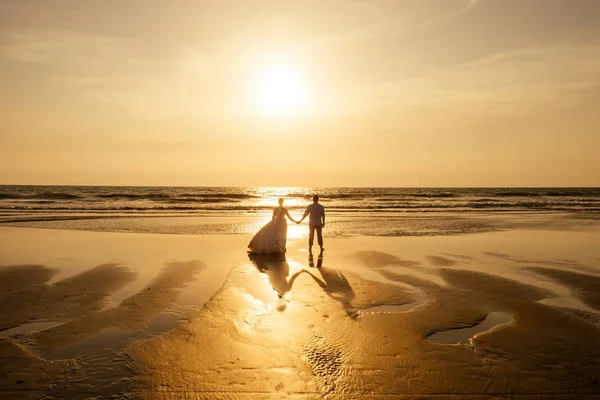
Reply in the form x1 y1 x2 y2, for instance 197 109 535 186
248 195 325 256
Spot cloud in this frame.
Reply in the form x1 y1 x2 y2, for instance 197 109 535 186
0 29 173 114
381 42 600 115
0 30 128 64
465 0 483 7
293 0 479 52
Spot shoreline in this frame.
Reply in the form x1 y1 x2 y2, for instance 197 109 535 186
2 210 600 239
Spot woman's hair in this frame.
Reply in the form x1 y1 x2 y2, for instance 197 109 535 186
278 198 284 205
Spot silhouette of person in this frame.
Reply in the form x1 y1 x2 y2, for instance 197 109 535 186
248 198 297 254
248 253 305 299
297 195 325 255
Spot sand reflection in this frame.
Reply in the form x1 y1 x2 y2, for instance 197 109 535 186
248 253 306 300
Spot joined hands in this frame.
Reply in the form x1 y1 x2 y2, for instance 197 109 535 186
291 220 324 228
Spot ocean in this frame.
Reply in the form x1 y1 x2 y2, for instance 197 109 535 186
1 186 599 237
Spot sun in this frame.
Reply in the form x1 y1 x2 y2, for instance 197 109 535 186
254 64 309 116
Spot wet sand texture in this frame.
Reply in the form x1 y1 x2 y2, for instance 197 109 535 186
0 339 75 399
528 267 600 310
0 264 136 331
34 260 204 352
129 255 600 398
0 260 203 399
1 229 599 399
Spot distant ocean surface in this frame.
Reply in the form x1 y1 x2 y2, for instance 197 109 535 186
1 186 599 237
1 186 599 213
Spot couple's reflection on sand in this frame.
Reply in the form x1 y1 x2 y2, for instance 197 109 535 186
248 252 356 316
308 253 323 268
248 253 305 299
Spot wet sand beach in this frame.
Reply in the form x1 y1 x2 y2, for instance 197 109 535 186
1 226 599 399
3 0 600 396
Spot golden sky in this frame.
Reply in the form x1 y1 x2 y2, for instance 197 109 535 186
1 0 599 187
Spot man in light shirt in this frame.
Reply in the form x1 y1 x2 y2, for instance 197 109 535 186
297 195 325 254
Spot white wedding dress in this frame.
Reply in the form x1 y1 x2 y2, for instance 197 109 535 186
248 207 288 254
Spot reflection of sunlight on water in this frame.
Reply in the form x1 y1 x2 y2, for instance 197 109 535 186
234 290 273 333
286 259 305 272
287 223 305 239
255 187 308 197
250 256 305 312
249 187 311 238
255 197 301 208
254 187 311 209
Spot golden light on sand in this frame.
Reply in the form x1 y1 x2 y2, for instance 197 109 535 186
254 64 309 116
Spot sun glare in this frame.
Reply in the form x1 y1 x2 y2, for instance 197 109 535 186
255 64 309 116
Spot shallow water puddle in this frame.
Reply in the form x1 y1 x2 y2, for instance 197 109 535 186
428 311 513 345
358 298 428 315
0 321 64 337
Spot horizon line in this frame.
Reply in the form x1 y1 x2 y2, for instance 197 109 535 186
0 184 598 189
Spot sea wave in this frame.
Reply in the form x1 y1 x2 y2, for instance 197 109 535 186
95 193 172 200
1 186 599 215
493 191 542 197
0 192 82 200
178 193 256 199
2 202 599 212
409 192 458 198
493 189 600 197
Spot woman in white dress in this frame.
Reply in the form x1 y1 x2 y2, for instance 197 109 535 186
248 198 297 254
